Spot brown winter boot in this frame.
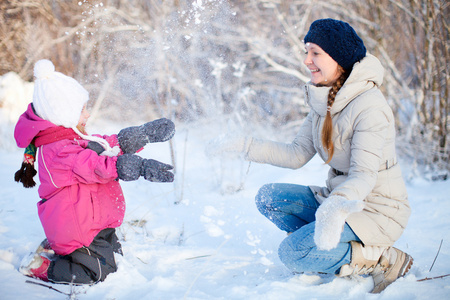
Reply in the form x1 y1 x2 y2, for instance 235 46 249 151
338 241 386 277
371 247 413 293
337 241 413 293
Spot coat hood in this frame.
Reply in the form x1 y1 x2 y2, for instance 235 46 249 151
15 103 56 148
304 54 385 116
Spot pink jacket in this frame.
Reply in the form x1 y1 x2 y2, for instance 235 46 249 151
15 104 126 255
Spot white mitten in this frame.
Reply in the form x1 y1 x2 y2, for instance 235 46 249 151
314 195 364 251
205 133 251 157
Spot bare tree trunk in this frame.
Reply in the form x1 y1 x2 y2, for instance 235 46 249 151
1 0 448 175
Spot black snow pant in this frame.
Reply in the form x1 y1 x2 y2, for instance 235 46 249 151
47 228 122 284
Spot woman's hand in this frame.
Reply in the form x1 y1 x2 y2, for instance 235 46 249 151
205 133 251 157
314 195 364 251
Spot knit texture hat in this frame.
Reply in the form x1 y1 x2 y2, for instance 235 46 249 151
32 59 89 129
304 18 366 71
32 60 115 152
33 60 116 151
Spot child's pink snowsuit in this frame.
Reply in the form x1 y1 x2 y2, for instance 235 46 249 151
15 104 125 255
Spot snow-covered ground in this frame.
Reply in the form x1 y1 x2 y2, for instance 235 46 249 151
0 116 449 300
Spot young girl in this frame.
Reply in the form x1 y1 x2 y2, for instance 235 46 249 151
14 59 175 284
208 19 412 293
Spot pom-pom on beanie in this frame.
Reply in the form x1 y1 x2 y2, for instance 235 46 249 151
32 59 89 129
304 18 366 71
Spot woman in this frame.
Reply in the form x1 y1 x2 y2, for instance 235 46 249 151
209 18 412 293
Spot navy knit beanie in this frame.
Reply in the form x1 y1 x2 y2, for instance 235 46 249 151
304 18 366 71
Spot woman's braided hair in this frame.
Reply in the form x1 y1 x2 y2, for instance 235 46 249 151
322 66 350 164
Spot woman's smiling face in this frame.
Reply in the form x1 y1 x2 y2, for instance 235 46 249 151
303 42 342 86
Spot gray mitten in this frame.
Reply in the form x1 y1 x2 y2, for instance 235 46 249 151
118 118 175 154
141 158 174 182
116 154 143 181
116 154 174 182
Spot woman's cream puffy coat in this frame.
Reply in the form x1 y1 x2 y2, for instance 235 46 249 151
245 54 410 247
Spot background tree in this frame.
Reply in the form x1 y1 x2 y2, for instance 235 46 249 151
1 0 448 177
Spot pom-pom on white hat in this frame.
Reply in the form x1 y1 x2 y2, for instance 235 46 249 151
32 59 89 128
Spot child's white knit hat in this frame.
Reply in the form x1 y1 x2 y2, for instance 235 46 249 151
32 59 89 129
32 59 116 155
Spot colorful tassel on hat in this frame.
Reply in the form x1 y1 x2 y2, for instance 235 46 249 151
14 144 38 188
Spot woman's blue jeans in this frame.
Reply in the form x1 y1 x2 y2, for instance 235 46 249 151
255 183 360 274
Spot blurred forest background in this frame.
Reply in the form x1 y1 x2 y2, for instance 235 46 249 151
0 0 448 178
